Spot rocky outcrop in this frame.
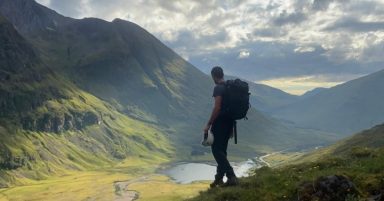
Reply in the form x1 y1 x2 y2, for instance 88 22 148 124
0 87 100 134
0 145 35 170
21 110 101 133
0 0 72 35
0 90 49 117
298 175 358 201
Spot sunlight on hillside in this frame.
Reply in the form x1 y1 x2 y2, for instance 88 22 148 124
258 76 345 95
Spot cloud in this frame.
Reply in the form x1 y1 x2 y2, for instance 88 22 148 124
273 11 307 26
238 50 250 59
294 46 315 53
36 0 51 6
312 0 336 11
41 0 87 18
324 17 384 32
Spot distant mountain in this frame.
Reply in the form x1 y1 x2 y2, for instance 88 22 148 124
226 75 299 113
0 0 338 185
300 87 327 99
272 69 384 135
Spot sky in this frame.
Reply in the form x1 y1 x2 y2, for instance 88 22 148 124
36 0 384 95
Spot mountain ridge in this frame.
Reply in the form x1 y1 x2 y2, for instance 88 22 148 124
272 68 384 134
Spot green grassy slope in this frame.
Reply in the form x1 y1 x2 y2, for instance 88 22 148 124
295 123 384 163
0 15 173 187
190 123 384 201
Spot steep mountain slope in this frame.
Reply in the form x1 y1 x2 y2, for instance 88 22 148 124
298 123 384 162
332 123 384 151
0 14 173 187
300 87 327 99
272 69 384 135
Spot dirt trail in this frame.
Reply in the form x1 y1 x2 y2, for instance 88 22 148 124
259 150 287 167
114 176 149 201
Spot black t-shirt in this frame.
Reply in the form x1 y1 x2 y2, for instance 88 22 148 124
212 83 227 115
211 82 233 134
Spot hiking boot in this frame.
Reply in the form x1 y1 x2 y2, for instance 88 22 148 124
223 175 239 187
210 175 224 188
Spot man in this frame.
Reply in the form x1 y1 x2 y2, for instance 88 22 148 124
204 66 238 188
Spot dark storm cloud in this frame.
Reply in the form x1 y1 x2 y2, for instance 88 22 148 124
273 11 307 26
341 0 384 16
312 0 334 11
324 17 384 32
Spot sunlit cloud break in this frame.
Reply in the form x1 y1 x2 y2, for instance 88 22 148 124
257 74 366 95
238 50 250 59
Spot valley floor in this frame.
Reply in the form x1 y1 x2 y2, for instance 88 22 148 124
0 150 308 201
0 158 208 201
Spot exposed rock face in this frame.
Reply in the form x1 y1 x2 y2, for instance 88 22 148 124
0 145 35 170
298 175 358 201
0 0 71 35
0 87 71 131
0 14 38 73
0 90 47 116
21 111 101 133
0 85 101 134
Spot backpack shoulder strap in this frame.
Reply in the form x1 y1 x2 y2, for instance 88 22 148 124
234 120 237 144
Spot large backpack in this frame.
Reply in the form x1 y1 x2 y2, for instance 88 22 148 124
224 79 251 144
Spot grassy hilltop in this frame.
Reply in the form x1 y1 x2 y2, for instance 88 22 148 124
190 123 384 201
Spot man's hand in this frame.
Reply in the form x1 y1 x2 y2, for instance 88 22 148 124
203 124 211 134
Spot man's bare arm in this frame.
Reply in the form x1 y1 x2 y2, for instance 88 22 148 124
204 96 222 131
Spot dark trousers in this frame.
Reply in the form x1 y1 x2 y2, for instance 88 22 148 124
211 117 235 178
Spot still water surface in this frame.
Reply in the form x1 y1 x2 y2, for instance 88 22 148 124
163 159 266 184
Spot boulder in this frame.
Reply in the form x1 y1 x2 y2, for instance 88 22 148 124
298 175 358 201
